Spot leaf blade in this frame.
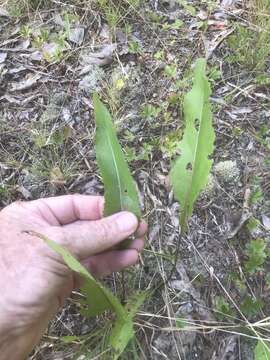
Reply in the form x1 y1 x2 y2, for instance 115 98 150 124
110 291 147 360
93 94 141 219
31 231 126 319
255 340 270 360
170 58 215 229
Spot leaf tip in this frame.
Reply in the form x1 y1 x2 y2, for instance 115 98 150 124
92 92 99 106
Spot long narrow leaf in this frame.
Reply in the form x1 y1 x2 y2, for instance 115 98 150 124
35 232 144 358
110 291 147 360
255 340 270 359
170 58 215 229
93 94 141 219
30 231 126 319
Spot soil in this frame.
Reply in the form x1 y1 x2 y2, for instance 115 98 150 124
0 0 269 359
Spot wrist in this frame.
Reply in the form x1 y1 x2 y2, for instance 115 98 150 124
0 310 40 360
0 320 32 360
0 332 25 360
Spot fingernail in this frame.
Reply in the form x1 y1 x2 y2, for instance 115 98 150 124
116 212 138 233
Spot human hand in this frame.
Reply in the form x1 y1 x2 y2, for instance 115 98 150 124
0 195 146 360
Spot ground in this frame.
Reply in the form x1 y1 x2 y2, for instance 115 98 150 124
0 0 270 359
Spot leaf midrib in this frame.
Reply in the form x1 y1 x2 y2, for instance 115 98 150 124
105 129 124 211
182 89 205 225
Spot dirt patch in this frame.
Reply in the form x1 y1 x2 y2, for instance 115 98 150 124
0 0 270 359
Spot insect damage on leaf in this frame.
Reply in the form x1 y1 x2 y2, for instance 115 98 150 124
170 58 215 230
93 93 141 219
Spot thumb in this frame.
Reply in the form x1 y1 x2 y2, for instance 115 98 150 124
54 212 138 259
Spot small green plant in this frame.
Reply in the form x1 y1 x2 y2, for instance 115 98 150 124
7 0 51 16
207 65 222 83
176 0 196 15
33 94 145 358
154 50 165 61
246 217 261 232
96 0 140 30
170 58 215 230
140 104 161 120
20 25 32 38
162 19 183 31
32 28 50 48
35 59 215 358
245 238 268 274
214 296 235 320
160 129 182 157
125 143 153 162
164 64 178 78
227 0 270 70
128 40 142 54
227 24 270 70
240 295 264 317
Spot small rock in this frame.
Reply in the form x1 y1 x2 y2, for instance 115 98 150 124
79 65 105 93
42 42 59 58
29 51 43 61
79 43 117 67
62 107 72 123
68 27 85 45
0 52 7 64
262 214 270 230
17 185 32 200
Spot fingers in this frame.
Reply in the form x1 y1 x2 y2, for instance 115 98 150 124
28 195 104 225
82 246 143 278
136 220 147 238
58 211 140 258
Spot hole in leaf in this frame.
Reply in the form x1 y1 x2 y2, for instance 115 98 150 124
186 162 192 171
194 118 199 131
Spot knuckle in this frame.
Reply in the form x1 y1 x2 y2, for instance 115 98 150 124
96 219 112 243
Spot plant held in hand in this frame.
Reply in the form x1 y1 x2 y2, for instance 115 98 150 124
93 93 141 219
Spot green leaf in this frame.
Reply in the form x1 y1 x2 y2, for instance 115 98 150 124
214 296 236 320
32 231 126 319
110 317 134 360
240 295 264 317
169 58 215 229
176 318 187 329
255 340 270 360
93 93 141 219
38 232 146 358
245 239 267 274
110 291 147 360
60 335 80 344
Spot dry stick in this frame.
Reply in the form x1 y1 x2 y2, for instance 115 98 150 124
189 241 270 349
